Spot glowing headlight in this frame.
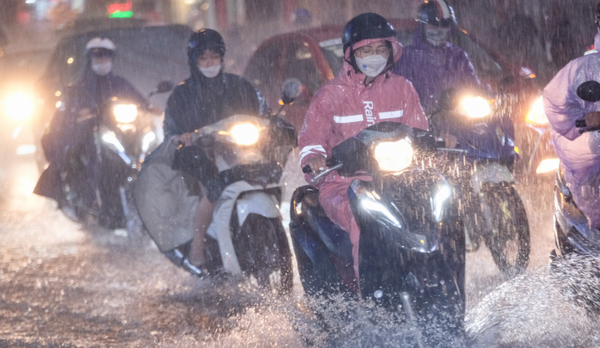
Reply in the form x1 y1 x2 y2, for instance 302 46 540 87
113 104 138 123
4 93 34 121
141 131 156 152
102 131 125 152
460 96 491 118
231 123 259 146
526 96 549 126
374 138 413 172
536 158 560 174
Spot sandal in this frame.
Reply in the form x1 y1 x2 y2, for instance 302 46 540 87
182 258 211 279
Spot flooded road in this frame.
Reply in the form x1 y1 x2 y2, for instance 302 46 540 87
0 150 560 347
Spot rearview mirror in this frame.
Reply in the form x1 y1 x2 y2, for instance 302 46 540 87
281 78 303 105
149 80 175 97
576 81 600 102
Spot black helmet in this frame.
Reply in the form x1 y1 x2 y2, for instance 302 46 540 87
417 0 456 28
187 29 226 62
342 13 396 54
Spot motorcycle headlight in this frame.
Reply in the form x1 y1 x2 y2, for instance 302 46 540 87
526 96 549 126
536 158 560 174
141 131 156 152
231 123 259 146
113 104 138 124
4 92 34 121
459 96 492 118
374 138 413 172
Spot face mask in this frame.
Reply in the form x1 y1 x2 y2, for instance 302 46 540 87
199 64 221 78
355 55 388 77
91 61 112 76
425 26 450 47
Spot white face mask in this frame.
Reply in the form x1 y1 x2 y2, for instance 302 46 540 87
425 26 450 47
199 64 221 78
355 55 388 77
91 61 112 76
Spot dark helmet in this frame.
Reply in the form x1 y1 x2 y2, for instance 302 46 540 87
342 13 396 54
187 29 226 62
417 0 456 28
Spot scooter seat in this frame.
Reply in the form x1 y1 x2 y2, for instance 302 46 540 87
301 191 353 262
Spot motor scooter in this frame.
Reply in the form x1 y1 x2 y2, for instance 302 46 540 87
552 80 600 259
35 81 172 231
140 79 299 293
434 89 530 276
291 120 465 345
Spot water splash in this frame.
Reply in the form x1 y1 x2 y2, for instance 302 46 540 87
467 254 600 347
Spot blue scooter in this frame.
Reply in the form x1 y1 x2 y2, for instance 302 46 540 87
433 89 530 276
291 122 465 346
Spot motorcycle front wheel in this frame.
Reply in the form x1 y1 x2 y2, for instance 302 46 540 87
235 214 294 295
482 185 531 277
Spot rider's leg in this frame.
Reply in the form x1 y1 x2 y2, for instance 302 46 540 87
319 181 361 280
188 184 214 267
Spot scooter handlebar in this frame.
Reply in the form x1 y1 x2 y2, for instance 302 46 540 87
302 158 336 174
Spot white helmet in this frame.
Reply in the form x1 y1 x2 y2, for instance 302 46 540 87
85 37 116 54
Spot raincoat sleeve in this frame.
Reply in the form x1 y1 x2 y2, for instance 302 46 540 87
457 50 487 94
298 88 335 168
402 80 429 131
163 86 185 138
543 55 600 141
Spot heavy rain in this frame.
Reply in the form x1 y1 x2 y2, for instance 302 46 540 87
1 0 600 347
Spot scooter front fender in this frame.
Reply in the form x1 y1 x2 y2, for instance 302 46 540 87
236 191 281 227
471 162 515 194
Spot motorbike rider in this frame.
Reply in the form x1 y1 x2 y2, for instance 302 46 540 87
163 29 269 276
542 2 600 229
393 0 482 113
299 13 428 282
35 37 155 215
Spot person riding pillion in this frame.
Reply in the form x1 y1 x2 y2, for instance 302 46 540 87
163 29 269 276
299 13 428 281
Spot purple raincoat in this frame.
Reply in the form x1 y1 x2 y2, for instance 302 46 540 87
543 32 600 228
393 25 482 113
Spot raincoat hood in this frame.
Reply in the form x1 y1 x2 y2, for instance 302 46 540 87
343 37 403 82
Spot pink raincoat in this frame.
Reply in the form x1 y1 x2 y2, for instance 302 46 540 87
298 36 428 275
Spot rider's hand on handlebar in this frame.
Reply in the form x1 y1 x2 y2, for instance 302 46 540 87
148 105 162 115
76 108 93 122
584 111 600 128
441 131 458 148
174 132 192 147
307 155 327 173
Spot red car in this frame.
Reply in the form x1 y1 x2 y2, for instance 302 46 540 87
243 18 545 175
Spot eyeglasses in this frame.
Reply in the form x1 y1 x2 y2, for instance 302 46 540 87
355 46 391 57
88 48 115 58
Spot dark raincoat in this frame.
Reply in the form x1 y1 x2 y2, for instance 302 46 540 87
34 65 148 204
392 25 481 113
163 64 269 138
